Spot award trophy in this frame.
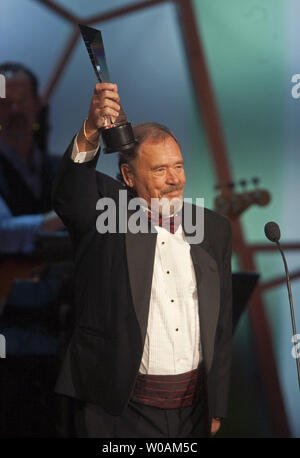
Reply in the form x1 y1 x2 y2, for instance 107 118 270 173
79 24 137 154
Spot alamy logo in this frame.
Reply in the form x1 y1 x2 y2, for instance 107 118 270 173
95 191 204 244
0 334 6 358
0 74 6 98
291 74 300 99
291 334 300 359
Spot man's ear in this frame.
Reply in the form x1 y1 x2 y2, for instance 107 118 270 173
120 163 135 188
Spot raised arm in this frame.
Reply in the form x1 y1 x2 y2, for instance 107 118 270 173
52 83 120 244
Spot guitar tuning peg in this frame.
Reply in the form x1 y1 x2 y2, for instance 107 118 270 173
252 177 260 187
239 179 247 189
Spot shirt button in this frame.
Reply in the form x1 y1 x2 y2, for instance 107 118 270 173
162 241 165 245
171 299 174 303
175 328 179 332
166 270 170 274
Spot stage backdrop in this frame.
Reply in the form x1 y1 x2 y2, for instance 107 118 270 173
0 0 299 437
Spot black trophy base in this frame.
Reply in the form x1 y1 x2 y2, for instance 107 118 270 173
102 122 137 154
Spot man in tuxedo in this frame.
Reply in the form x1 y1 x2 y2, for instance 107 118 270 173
52 82 232 438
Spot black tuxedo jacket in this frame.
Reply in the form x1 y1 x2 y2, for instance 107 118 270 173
52 138 232 422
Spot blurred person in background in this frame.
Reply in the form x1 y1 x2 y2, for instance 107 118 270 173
0 62 70 438
0 62 64 256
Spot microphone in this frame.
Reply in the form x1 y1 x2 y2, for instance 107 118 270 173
264 221 300 390
264 221 281 243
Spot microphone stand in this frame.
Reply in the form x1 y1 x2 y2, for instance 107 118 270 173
276 241 300 390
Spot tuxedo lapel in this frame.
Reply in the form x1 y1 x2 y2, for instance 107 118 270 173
182 202 220 373
190 243 220 373
125 226 157 346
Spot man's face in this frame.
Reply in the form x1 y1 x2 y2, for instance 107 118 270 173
127 136 186 211
0 72 39 143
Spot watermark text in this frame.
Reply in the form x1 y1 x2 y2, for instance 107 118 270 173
0 334 6 358
0 74 6 98
95 191 204 244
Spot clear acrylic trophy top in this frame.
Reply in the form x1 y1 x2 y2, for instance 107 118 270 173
79 24 128 130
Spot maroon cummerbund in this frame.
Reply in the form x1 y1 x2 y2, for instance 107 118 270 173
130 363 205 409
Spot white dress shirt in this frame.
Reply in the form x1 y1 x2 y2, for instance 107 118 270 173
71 137 202 375
139 224 202 375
